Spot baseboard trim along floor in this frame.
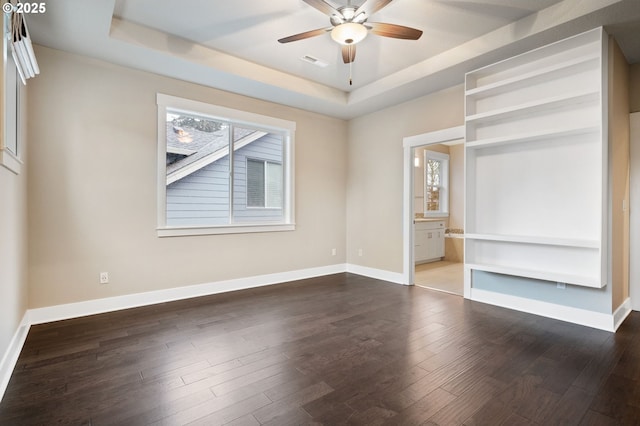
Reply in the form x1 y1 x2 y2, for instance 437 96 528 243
1 263 632 402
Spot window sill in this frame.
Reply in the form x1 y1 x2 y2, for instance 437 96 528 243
0 148 22 175
157 223 296 237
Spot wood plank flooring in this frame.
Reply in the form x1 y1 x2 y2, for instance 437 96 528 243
1 273 639 425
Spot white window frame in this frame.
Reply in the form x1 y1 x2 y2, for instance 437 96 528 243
423 150 449 217
0 13 22 175
156 94 296 237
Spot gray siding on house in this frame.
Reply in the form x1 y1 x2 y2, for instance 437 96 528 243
233 133 283 223
166 132 283 226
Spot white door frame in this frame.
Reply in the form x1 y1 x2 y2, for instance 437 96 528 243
630 112 640 311
402 126 465 286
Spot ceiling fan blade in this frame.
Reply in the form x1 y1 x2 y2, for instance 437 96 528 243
303 0 341 16
355 0 394 18
367 22 423 40
278 27 331 43
342 45 356 64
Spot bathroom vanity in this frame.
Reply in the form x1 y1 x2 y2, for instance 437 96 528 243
414 219 445 263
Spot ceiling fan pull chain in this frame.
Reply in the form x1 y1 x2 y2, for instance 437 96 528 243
349 45 353 86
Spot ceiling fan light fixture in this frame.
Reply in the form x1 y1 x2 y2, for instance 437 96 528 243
331 23 368 45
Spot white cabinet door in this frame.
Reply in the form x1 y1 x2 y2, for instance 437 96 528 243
415 229 429 262
435 230 445 258
415 221 445 263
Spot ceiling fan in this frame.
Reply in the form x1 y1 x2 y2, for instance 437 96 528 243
278 0 423 66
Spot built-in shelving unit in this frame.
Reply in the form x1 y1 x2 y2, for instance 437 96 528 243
464 27 606 289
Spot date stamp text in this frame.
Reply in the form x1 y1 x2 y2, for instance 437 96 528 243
3 2 46 14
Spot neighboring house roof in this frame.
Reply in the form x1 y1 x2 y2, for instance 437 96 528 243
166 122 266 185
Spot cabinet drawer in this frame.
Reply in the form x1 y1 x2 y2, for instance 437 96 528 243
415 220 445 230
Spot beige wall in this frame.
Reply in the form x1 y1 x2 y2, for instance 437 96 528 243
631 63 640 113
346 85 464 272
0 90 28 361
609 38 630 310
27 46 348 308
0 165 28 361
17 36 637 313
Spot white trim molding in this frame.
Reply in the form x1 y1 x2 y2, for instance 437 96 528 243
346 264 405 285
613 298 633 331
471 288 630 332
28 264 347 325
23 262 406 327
0 263 348 402
0 148 22 175
402 126 465 286
630 112 640 311
0 265 631 402
0 313 29 403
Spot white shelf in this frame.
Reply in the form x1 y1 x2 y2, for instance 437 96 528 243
466 263 603 288
465 125 599 149
466 53 599 98
465 29 601 89
464 28 605 291
464 233 600 249
466 89 599 123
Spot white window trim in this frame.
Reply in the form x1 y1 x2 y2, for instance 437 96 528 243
156 93 296 237
1 13 22 175
423 150 449 217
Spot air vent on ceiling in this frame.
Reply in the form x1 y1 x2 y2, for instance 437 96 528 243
301 54 328 68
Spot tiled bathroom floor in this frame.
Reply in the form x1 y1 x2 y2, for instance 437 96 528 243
414 260 463 296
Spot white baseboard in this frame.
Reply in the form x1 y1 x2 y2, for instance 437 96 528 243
613 298 632 331
1 263 351 402
12 264 623 402
346 264 406 285
0 312 30 403
29 264 349 325
470 288 620 332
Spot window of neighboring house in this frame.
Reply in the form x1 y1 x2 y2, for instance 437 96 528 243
157 94 296 236
423 150 449 216
247 159 283 209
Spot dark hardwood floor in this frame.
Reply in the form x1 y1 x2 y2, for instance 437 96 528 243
1 273 639 425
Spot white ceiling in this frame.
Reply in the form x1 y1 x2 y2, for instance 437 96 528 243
25 0 640 119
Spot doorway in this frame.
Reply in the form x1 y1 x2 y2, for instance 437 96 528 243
402 126 465 295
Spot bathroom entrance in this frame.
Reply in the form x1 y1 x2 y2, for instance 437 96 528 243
403 126 465 296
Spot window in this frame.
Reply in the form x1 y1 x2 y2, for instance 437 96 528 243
247 159 282 208
424 150 449 216
0 18 22 175
157 94 295 236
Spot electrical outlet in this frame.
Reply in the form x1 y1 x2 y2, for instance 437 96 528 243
358 249 363 257
100 272 109 284
557 282 566 289
331 248 337 256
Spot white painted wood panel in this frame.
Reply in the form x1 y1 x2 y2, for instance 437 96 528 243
464 27 606 288
630 112 640 310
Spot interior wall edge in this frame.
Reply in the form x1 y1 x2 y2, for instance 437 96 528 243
0 312 30 403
